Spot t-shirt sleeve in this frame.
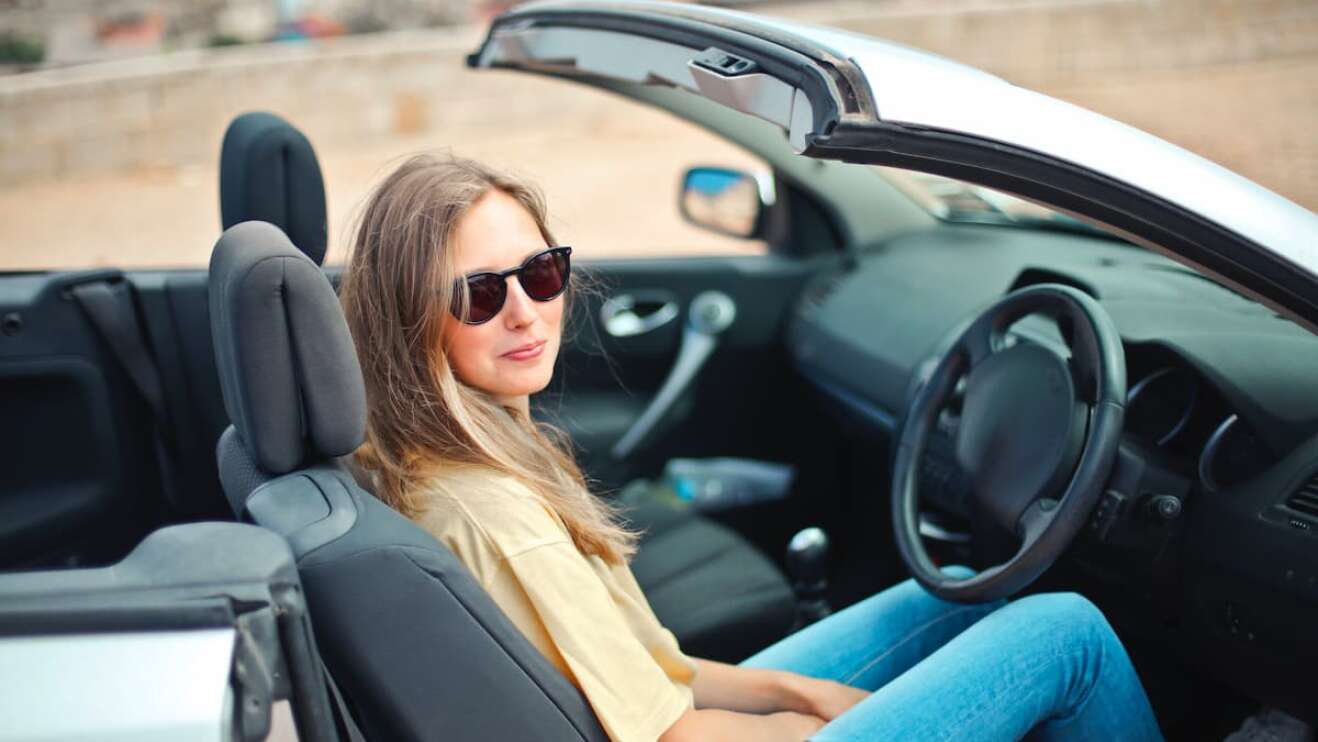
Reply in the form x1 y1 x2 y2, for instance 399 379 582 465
503 541 691 742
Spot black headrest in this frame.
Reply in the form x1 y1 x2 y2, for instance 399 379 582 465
220 112 329 265
209 220 365 475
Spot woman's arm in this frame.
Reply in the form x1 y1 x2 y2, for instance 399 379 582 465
691 658 870 721
659 658 870 740
691 658 796 714
659 706 824 742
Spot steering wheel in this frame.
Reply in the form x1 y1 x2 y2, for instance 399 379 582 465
892 284 1127 603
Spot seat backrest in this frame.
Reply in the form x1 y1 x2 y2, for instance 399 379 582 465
220 112 329 265
208 221 608 742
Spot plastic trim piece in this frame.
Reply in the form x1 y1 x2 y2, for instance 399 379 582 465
611 291 737 459
1198 414 1239 494
469 7 848 153
688 63 815 153
600 292 680 338
477 24 819 153
1126 367 1198 447
246 467 359 557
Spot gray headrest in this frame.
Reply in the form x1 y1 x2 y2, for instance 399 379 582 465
208 221 365 475
219 112 328 265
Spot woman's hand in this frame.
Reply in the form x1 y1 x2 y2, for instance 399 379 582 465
660 708 827 742
779 673 870 722
690 658 868 722
767 710 829 739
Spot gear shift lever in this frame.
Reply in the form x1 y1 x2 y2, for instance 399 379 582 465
786 527 832 626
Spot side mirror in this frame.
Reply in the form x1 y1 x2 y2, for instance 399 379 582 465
678 166 772 239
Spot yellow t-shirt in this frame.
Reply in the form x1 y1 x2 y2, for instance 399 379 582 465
413 465 697 742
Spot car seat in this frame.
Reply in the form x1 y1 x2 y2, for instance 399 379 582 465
215 111 796 662
210 220 608 740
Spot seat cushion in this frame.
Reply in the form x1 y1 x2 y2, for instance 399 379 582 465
625 501 797 663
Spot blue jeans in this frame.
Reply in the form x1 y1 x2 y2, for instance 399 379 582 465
741 567 1162 741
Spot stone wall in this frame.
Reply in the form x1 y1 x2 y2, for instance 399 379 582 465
1 0 1314 213
0 26 495 185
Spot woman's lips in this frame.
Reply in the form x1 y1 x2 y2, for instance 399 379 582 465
501 340 546 361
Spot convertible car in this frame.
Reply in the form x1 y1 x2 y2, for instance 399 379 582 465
2 1 1316 740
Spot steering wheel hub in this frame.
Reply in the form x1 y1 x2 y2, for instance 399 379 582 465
956 343 1087 533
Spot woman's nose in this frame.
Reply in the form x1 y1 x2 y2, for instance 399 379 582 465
501 278 540 328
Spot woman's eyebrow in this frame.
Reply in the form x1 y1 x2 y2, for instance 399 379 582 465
466 247 549 274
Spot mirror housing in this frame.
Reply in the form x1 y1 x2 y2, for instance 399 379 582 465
679 166 772 239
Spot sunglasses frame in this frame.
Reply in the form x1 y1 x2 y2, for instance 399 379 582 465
450 246 573 325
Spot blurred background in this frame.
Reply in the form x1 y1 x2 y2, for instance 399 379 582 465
1 0 1315 270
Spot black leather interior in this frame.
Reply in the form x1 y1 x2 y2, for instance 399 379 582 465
209 223 609 741
220 111 329 265
209 221 365 474
625 499 797 661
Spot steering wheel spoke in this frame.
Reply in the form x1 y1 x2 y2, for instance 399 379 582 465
958 315 996 367
1016 498 1059 549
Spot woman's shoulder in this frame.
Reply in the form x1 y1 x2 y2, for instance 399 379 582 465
416 463 540 511
412 465 570 558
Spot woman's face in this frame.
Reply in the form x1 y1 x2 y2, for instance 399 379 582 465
441 189 564 409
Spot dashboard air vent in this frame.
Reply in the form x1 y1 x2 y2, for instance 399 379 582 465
1285 474 1318 519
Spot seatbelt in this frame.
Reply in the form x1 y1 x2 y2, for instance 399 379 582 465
320 657 368 742
69 279 183 515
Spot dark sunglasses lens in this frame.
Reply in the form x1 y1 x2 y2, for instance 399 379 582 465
463 274 506 323
520 249 569 300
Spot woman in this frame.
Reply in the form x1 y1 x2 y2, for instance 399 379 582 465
339 152 1163 742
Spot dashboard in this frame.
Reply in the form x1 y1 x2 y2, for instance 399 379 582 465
786 222 1318 711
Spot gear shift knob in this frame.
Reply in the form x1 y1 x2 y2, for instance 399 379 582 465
786 527 829 586
785 527 831 625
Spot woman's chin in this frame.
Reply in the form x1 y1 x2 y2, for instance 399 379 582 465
489 367 553 398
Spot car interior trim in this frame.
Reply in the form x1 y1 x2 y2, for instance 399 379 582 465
807 122 1318 334
469 7 849 145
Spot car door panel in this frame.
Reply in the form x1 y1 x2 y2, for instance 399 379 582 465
0 272 163 568
548 253 828 489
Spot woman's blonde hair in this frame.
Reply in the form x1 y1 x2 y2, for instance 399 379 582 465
339 152 637 564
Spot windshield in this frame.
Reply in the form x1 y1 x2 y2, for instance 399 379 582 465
876 166 1279 307
876 167 1122 240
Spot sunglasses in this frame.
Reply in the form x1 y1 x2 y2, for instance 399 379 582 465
450 246 572 325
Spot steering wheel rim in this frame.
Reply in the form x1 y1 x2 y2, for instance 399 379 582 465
892 284 1127 603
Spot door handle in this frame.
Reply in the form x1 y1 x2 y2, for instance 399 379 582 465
600 293 680 338
612 291 737 460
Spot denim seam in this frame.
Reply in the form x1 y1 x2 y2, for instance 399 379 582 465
841 604 991 686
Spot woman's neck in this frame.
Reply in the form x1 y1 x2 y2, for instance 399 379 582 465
497 394 531 418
